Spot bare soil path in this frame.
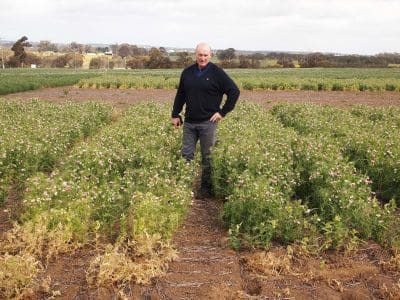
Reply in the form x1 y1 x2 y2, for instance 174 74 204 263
3 87 400 108
144 197 245 299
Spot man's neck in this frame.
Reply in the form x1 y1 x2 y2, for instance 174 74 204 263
197 63 209 70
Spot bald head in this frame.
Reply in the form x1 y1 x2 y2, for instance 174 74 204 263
195 42 211 69
195 42 211 54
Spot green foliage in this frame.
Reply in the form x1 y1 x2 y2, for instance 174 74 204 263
0 99 112 205
21 102 195 247
10 36 32 67
213 103 312 248
213 102 399 251
0 69 102 95
272 103 400 204
76 68 400 92
1 68 399 95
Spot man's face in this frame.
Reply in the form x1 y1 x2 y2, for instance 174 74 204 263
196 47 211 69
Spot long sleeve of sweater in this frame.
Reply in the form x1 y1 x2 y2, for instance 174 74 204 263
172 73 186 118
218 68 240 117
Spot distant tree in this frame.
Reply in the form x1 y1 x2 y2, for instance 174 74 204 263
89 57 103 69
84 44 94 53
109 56 125 69
137 46 148 56
59 45 71 52
250 53 265 60
246 53 263 68
377 53 400 64
52 55 69 68
126 57 147 69
118 44 131 58
89 56 110 69
11 36 31 67
146 47 171 68
277 56 295 68
130 45 140 56
70 42 84 54
38 40 58 52
250 59 261 68
24 53 42 66
110 44 119 55
300 53 330 68
176 51 193 67
216 48 236 68
95 46 109 53
49 53 82 68
238 55 251 68
66 53 83 68
40 55 57 68
6 56 20 68
216 48 236 61
159 47 167 54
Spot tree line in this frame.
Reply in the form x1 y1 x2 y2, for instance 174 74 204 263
2 36 400 69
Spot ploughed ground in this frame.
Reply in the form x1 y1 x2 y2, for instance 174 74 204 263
3 86 400 108
1 87 400 299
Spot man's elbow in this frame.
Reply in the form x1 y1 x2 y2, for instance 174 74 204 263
232 87 240 99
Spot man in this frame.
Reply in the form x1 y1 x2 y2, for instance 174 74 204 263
171 42 240 199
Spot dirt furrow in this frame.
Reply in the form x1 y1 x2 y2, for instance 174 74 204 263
147 198 244 300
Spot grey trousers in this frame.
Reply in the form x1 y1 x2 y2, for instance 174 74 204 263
182 120 217 190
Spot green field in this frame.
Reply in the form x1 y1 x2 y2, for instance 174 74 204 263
1 68 400 95
1 99 400 297
0 69 102 95
77 68 400 91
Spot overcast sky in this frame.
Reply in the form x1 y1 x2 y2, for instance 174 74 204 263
1 0 399 54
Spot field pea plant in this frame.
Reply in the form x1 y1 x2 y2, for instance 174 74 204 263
213 102 399 252
1 99 400 297
0 99 112 205
1 68 399 94
0 101 196 298
0 69 102 95
76 68 400 92
272 103 400 204
77 72 179 89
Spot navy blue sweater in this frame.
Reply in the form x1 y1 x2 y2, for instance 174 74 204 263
172 63 240 123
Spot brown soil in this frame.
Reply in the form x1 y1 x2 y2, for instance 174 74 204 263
144 198 243 299
2 87 400 299
0 186 23 241
3 87 400 108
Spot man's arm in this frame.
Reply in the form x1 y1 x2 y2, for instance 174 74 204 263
218 69 240 117
172 73 186 118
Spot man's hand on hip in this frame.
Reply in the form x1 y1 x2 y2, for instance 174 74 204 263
172 117 182 129
210 112 223 123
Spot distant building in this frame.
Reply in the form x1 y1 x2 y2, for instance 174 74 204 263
105 51 113 56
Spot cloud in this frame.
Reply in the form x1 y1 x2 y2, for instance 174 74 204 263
1 0 400 54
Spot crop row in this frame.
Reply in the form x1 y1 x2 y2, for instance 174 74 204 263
0 69 102 95
21 102 194 244
0 99 112 205
76 72 400 92
1 68 399 95
237 77 400 91
77 74 179 89
1 102 195 298
212 102 398 251
272 103 400 204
